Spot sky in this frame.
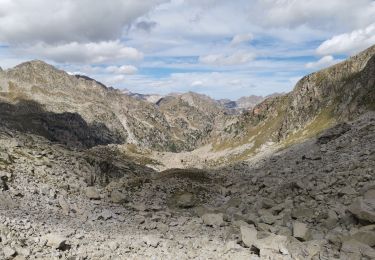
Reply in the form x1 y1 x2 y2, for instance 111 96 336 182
0 0 375 100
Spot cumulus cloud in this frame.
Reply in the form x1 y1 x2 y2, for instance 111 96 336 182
199 51 255 66
230 33 254 45
191 80 204 87
101 71 293 99
305 55 342 69
2 0 374 98
253 0 375 31
317 23 375 55
14 41 143 64
0 0 167 44
105 75 128 85
106 65 138 75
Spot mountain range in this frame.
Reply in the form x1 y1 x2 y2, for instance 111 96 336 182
0 45 375 260
1 45 374 163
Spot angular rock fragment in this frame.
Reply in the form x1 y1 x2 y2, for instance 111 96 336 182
44 233 68 250
202 213 224 227
293 221 311 241
3 246 16 258
85 186 100 200
240 225 257 248
348 197 375 223
110 190 128 204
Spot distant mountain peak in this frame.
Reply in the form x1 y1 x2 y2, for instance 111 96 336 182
14 60 57 70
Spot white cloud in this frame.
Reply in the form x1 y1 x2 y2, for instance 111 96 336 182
106 65 138 75
14 41 143 64
0 0 168 44
317 23 375 55
305 55 342 69
253 0 375 31
199 51 255 66
99 71 295 100
230 33 254 45
105 75 127 85
191 80 204 87
2 0 374 99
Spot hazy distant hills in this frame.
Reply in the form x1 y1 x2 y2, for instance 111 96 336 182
123 88 282 112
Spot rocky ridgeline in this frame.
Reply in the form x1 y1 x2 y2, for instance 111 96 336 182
1 45 375 159
0 62 236 152
0 46 374 259
0 104 374 259
217 45 375 158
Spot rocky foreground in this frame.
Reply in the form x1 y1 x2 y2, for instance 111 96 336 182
0 108 374 259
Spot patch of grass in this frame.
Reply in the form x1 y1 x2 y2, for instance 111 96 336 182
282 104 336 147
120 144 160 166
212 96 289 160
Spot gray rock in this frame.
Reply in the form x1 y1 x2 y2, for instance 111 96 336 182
253 233 289 256
323 210 338 229
110 190 128 204
292 207 314 219
108 241 119 250
58 196 70 215
176 192 195 208
85 186 100 200
260 213 277 225
3 246 16 258
348 225 375 247
44 233 67 250
202 213 224 227
134 215 146 225
240 225 257 248
348 197 375 223
143 235 160 248
364 189 375 200
341 239 375 260
98 209 113 220
293 221 311 241
339 186 357 196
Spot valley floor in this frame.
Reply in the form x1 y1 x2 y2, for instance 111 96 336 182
1 113 375 259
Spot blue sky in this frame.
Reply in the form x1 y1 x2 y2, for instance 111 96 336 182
0 0 375 99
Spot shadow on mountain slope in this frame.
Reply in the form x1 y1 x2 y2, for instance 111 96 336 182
0 98 124 148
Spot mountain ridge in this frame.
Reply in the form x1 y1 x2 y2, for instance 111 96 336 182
1 46 375 260
0 45 374 163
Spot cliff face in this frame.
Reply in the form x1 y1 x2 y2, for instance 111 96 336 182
214 45 375 157
278 45 375 140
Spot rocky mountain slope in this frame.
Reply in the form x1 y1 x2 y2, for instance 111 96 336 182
1 110 374 259
0 45 374 259
0 61 230 152
125 90 277 112
211 45 375 163
218 93 282 111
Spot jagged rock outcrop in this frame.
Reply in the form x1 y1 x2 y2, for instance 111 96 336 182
0 61 227 152
278 45 375 139
216 45 375 159
156 92 230 150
